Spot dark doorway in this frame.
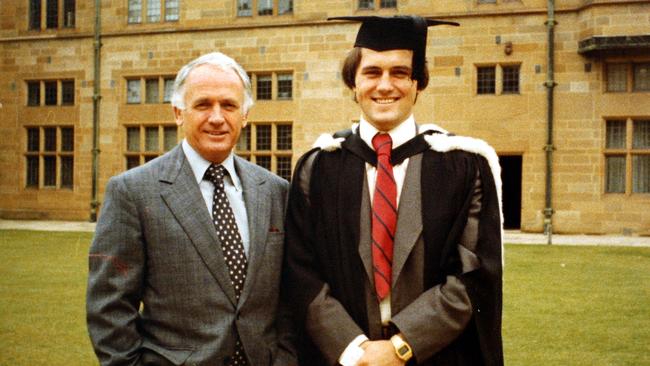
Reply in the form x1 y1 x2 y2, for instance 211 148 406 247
498 155 522 229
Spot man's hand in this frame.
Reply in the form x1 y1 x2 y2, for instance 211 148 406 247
356 340 406 366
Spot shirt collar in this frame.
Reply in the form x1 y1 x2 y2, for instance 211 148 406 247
181 139 242 191
359 115 417 151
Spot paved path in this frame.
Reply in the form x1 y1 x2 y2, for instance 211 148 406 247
1 219 649 247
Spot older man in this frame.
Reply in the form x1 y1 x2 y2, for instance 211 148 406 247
87 52 295 366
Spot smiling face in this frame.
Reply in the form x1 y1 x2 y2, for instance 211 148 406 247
173 64 248 164
354 48 418 132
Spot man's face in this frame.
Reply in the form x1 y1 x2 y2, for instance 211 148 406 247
174 64 248 164
354 48 418 132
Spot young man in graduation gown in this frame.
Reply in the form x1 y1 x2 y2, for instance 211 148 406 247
284 16 504 366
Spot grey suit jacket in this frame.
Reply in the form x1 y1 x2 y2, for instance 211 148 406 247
304 153 480 364
87 145 295 366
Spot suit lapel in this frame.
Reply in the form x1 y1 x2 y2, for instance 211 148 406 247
159 147 238 306
234 156 269 306
392 153 423 287
358 175 374 285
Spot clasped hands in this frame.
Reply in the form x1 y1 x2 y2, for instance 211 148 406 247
354 340 406 366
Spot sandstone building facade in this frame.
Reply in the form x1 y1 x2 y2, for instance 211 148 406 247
1 0 649 235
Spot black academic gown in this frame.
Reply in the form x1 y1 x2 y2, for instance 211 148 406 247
284 128 503 366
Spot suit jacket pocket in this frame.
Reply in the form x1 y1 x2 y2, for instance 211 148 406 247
140 340 194 366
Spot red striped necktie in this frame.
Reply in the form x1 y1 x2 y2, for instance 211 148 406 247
371 133 397 301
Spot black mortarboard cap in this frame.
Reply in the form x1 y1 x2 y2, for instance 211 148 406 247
328 15 459 82
328 15 459 54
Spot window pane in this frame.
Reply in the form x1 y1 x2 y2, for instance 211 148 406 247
256 156 271 170
237 125 251 151
127 79 141 103
606 63 627 92
165 0 179 21
277 125 292 150
61 156 73 188
605 156 625 193
277 156 292 181
127 127 140 151
633 63 650 91
43 156 56 186
145 78 159 103
258 0 273 15
144 155 157 163
358 0 374 9
147 0 161 22
477 66 496 94
44 127 57 151
63 0 75 27
279 0 292 14
277 73 293 99
26 156 39 187
633 155 650 193
61 127 74 151
502 65 520 94
29 0 42 29
44 81 57 105
606 120 626 149
46 0 59 28
633 120 650 149
163 126 177 151
145 127 159 151
61 80 74 105
256 125 271 150
380 0 397 8
126 156 140 170
28 81 40 106
163 78 174 103
128 0 142 23
27 128 40 151
237 0 252 16
257 75 272 100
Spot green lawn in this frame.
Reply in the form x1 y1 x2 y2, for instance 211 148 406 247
1 230 649 365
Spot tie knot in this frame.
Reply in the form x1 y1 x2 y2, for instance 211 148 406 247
205 164 227 185
372 133 392 157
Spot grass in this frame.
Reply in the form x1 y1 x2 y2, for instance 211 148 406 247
0 230 96 365
503 245 650 365
1 230 649 365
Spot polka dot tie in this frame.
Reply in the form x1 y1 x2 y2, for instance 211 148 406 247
205 164 248 366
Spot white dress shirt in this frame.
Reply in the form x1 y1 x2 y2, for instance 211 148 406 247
182 140 251 256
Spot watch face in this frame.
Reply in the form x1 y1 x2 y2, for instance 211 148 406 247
398 345 409 356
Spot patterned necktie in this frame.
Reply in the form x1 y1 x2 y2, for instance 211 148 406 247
205 164 248 366
371 133 397 301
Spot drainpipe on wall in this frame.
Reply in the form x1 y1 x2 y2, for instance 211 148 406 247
90 0 102 222
543 0 556 244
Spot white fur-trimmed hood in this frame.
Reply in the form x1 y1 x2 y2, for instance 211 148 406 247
312 123 505 255
313 123 502 214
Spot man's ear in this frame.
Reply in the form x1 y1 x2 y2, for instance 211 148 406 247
242 111 249 128
173 106 183 126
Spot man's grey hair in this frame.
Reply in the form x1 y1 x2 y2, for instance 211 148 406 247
171 52 254 114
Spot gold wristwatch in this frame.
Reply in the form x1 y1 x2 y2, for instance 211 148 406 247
390 334 413 362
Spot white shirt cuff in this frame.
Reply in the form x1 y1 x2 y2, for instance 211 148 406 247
338 334 369 366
